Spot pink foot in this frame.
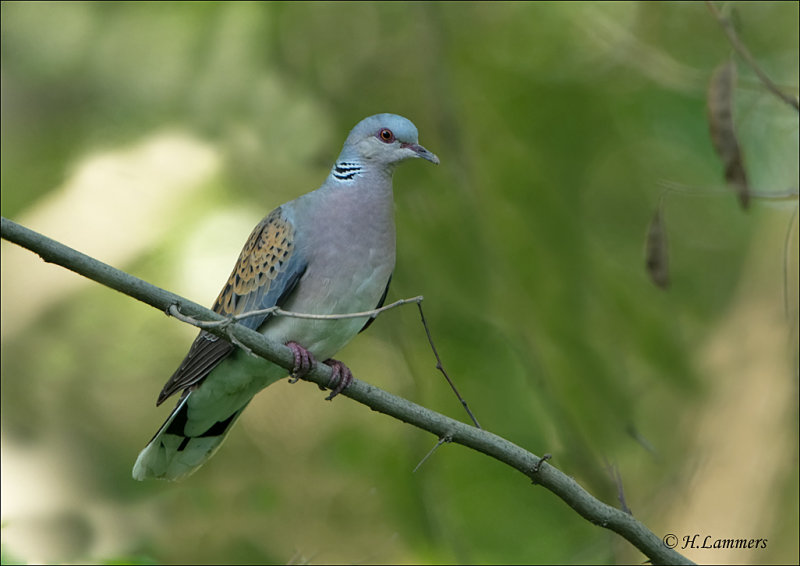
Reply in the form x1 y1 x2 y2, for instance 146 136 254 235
286 341 315 383
323 359 353 400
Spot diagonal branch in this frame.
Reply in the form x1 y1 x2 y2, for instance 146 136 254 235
0 216 693 565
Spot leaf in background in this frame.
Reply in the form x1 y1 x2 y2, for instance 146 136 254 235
645 203 670 289
707 57 750 209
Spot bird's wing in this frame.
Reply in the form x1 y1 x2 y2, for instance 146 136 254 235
156 206 307 405
359 273 392 333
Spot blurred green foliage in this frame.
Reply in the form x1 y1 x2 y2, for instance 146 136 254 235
1 1 798 564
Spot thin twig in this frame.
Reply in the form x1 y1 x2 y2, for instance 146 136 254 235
784 206 799 320
168 304 256 355
605 460 633 516
174 296 425 329
168 302 215 327
417 302 482 429
657 179 799 201
413 435 452 473
706 0 799 112
277 296 424 320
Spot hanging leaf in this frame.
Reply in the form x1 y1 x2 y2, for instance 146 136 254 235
645 203 670 289
707 57 750 209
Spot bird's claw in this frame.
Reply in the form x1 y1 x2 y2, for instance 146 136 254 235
286 341 315 383
285 343 353 399
323 359 353 400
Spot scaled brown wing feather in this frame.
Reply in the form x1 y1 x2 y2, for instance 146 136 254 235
156 208 306 406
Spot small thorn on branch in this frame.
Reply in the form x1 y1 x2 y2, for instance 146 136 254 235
532 453 552 475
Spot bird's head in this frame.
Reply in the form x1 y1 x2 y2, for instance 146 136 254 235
341 113 439 167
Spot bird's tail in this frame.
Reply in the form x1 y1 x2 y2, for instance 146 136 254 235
132 393 249 481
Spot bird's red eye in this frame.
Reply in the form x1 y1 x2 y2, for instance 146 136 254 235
378 128 395 143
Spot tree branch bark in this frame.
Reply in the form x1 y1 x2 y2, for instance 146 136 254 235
1 216 693 565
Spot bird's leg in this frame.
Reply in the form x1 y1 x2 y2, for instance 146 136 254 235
286 341 315 383
323 359 353 401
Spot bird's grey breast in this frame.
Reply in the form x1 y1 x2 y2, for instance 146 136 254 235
265 179 396 357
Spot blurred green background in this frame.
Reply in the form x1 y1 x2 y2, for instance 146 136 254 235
1 1 798 564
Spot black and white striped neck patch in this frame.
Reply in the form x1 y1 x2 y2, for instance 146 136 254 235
332 161 363 181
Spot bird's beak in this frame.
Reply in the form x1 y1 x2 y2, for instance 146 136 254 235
402 142 440 165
